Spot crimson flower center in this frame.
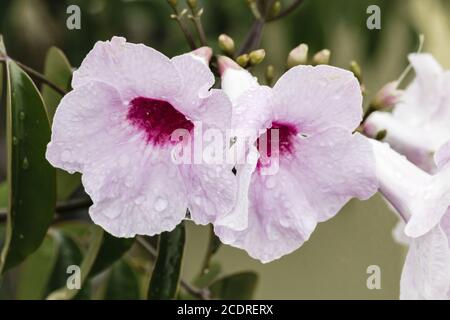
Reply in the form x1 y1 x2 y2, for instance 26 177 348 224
257 122 298 167
127 97 194 146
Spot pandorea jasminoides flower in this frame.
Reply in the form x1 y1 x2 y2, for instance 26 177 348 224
47 37 238 237
365 53 450 173
370 139 450 299
214 57 378 263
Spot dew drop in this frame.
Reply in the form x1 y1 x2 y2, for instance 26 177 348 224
12 136 19 145
19 112 26 120
154 196 168 212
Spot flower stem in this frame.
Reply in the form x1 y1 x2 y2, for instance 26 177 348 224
14 60 68 96
188 7 208 47
267 0 305 22
168 4 197 50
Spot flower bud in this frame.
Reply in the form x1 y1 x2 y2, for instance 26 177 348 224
265 65 275 86
167 0 178 9
371 81 403 110
249 49 266 65
236 54 250 68
269 1 282 19
218 34 235 56
349 60 362 84
312 49 330 65
187 0 197 10
287 43 308 69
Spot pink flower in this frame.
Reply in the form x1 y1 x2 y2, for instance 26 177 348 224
46 37 238 237
370 139 450 299
364 53 450 173
214 57 378 263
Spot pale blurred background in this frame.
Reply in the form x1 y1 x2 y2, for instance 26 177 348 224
1 0 450 299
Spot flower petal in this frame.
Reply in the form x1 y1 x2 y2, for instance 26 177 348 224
72 37 181 102
272 65 362 134
364 111 436 173
435 140 450 170
400 223 450 300
215 128 377 262
47 82 188 237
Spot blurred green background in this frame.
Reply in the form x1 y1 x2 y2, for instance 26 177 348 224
1 0 450 299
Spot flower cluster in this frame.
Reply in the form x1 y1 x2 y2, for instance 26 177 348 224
47 37 450 299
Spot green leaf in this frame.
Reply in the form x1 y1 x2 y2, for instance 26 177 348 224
90 232 135 277
46 225 103 300
41 47 80 201
209 272 259 300
0 50 56 274
45 231 91 299
104 260 140 300
46 225 134 299
41 47 72 121
194 262 222 289
148 223 186 300
16 235 59 299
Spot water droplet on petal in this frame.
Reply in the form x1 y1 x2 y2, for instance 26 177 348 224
154 196 168 212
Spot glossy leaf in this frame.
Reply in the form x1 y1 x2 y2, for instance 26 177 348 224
104 260 140 300
16 235 58 299
41 47 80 201
47 225 134 299
194 262 222 289
47 225 103 300
148 223 186 300
90 232 135 277
0 50 56 273
46 231 91 299
210 272 259 300
41 47 72 121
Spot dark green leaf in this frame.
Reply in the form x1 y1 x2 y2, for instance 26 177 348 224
46 231 90 299
16 235 58 299
47 225 133 299
210 272 259 300
47 225 103 300
41 47 72 121
41 47 80 201
104 260 140 300
148 223 185 300
0 51 56 273
90 232 135 277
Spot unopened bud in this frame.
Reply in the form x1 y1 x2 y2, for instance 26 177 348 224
187 0 197 10
349 60 362 84
312 49 331 65
371 81 403 110
167 0 178 9
249 49 266 65
269 1 282 19
236 54 250 68
265 65 275 86
287 43 308 68
375 129 388 141
218 34 235 56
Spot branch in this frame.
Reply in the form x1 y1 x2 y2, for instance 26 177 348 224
0 57 68 96
238 0 277 55
267 0 305 22
136 236 211 300
167 3 197 50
